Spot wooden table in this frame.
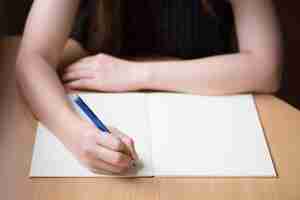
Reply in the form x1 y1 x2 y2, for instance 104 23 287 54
1 37 300 200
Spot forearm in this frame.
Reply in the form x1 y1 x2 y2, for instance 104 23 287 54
134 0 282 96
16 0 83 135
16 54 81 135
139 53 280 95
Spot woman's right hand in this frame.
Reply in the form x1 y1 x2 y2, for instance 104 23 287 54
59 119 138 174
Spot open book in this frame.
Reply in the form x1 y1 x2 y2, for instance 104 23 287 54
30 92 276 177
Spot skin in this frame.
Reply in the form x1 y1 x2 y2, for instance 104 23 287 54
16 0 282 174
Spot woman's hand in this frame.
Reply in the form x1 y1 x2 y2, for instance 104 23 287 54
62 53 148 92
59 120 139 174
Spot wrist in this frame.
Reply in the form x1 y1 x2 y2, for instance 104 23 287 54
128 61 153 90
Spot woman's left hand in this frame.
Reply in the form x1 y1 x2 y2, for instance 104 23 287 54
63 53 147 92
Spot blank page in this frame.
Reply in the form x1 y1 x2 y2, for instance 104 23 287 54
147 93 276 177
30 93 153 177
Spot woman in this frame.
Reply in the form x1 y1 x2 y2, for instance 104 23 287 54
16 0 282 174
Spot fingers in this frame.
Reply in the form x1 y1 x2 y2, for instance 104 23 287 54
79 127 134 174
109 127 139 161
62 70 95 82
65 63 86 73
93 144 133 168
87 157 129 174
64 79 97 90
64 56 96 73
62 61 97 90
95 127 138 161
94 133 128 153
91 133 136 174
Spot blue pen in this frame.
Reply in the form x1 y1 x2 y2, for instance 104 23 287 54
72 94 110 134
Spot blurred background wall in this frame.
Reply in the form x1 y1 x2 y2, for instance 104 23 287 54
0 0 299 109
275 1 300 109
0 1 6 36
0 0 32 36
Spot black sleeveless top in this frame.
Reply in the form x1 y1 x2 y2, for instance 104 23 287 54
70 0 235 59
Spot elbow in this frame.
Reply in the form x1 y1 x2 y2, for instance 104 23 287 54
266 82 280 94
255 78 280 94
253 63 282 94
244 51 282 94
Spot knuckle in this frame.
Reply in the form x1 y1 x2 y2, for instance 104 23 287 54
74 71 81 76
83 147 93 157
67 72 75 79
80 143 94 158
112 153 124 165
81 57 90 63
90 66 98 73
96 53 105 60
